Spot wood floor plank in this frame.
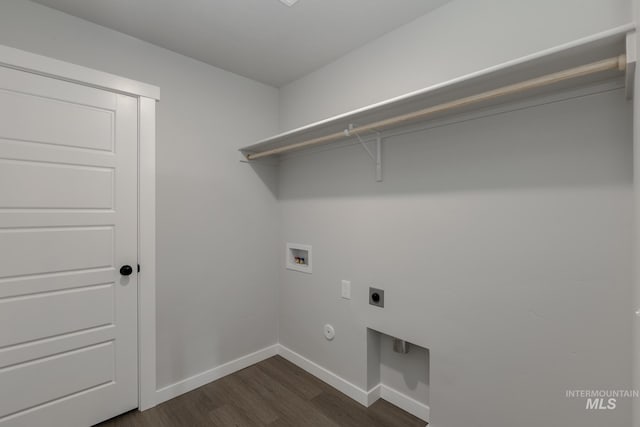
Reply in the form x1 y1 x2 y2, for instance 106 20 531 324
264 417 297 427
367 400 427 427
158 388 219 427
235 364 339 427
209 403 266 427
201 372 280 425
257 356 325 400
95 356 426 427
310 389 380 427
97 406 169 427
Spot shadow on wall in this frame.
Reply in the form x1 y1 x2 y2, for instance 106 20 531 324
380 332 430 404
244 159 280 198
268 88 632 200
274 87 633 426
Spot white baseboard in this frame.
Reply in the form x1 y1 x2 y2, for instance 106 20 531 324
152 343 428 425
277 344 371 406
367 383 382 406
380 384 430 422
277 344 429 423
154 344 279 405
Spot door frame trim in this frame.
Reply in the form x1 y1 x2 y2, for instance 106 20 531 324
0 44 160 100
138 97 157 410
0 44 160 412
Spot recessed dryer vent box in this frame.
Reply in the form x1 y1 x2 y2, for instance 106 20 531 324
286 243 312 274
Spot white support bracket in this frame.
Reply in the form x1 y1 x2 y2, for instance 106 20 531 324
626 31 637 100
346 124 382 182
375 133 382 182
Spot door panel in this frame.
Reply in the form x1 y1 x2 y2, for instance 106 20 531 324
0 284 114 347
0 227 114 277
0 159 114 209
0 66 138 427
0 342 115 417
0 84 114 151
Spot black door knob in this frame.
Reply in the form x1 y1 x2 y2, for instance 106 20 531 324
120 265 133 276
371 293 380 303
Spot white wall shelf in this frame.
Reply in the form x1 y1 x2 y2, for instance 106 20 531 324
240 26 635 166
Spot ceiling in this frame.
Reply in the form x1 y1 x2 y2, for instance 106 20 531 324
31 0 450 87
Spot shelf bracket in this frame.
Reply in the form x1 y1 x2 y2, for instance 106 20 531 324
374 134 382 182
347 124 382 182
626 31 636 100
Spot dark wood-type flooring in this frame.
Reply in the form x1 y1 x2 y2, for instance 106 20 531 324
96 355 426 427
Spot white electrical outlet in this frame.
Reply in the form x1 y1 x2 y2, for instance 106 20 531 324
341 280 351 299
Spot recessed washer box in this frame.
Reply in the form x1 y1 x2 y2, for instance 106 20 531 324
286 243 312 274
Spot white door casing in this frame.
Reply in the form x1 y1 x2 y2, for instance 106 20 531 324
0 65 139 426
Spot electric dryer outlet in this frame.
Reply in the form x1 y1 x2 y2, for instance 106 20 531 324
369 287 384 308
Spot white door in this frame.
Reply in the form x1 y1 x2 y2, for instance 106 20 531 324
0 66 139 426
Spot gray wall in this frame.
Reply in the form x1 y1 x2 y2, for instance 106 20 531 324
0 1 634 426
634 1 640 424
280 0 631 130
379 333 429 404
279 89 633 427
0 0 281 389
277 1 633 426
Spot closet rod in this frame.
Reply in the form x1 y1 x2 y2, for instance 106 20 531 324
246 54 626 161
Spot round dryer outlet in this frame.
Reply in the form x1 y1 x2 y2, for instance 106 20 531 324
323 324 335 340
